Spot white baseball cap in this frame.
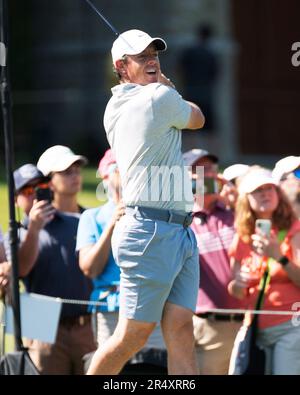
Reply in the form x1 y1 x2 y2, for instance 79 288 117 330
238 167 278 194
223 164 250 182
272 156 300 182
111 29 167 66
37 145 88 176
182 148 218 166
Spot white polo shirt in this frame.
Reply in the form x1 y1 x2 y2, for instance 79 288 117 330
104 82 193 212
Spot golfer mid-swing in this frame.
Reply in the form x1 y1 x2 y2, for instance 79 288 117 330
87 29 205 375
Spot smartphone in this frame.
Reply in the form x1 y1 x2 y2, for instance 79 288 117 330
35 187 53 203
203 177 219 195
255 219 271 237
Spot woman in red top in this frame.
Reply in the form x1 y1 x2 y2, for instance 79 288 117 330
228 166 300 375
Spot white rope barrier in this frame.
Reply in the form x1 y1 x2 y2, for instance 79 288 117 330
28 292 300 316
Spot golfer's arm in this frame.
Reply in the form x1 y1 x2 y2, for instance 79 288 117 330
184 101 205 130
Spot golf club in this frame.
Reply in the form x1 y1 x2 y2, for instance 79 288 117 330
84 0 119 36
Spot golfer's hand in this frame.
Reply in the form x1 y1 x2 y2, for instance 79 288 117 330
158 72 176 89
29 200 56 231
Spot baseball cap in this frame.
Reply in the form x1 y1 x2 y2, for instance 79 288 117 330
37 145 88 176
111 29 167 66
97 149 117 179
223 164 250 182
238 167 278 194
14 164 48 193
272 156 300 182
182 149 218 166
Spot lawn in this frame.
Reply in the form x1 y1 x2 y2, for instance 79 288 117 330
0 167 105 232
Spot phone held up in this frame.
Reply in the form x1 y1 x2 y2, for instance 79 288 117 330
35 185 53 204
255 219 272 238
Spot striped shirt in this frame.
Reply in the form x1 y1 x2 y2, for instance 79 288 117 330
191 202 244 313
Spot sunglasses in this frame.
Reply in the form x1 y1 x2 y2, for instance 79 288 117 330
20 182 50 197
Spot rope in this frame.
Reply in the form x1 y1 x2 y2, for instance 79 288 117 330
28 293 300 316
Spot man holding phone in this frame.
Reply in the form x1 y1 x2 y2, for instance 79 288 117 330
183 149 245 374
37 145 87 214
9 164 96 374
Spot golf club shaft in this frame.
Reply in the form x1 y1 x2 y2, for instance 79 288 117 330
84 0 119 36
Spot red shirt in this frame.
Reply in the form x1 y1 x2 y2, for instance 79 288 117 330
191 202 245 314
229 220 300 329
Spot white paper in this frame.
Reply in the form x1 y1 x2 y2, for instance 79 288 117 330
5 293 62 344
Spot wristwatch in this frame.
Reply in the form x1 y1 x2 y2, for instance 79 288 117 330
278 256 290 267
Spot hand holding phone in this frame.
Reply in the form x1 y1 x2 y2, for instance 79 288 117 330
35 186 53 203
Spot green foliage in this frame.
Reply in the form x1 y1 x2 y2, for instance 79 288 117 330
0 167 106 232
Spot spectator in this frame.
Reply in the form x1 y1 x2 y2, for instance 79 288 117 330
228 166 300 375
221 164 250 210
178 24 219 131
77 149 167 374
272 156 300 218
12 163 96 374
37 145 88 213
0 226 10 298
183 149 245 374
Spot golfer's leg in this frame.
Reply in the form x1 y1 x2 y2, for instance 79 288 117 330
86 316 156 375
161 302 198 375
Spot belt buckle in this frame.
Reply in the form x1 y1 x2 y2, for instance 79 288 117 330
183 212 193 228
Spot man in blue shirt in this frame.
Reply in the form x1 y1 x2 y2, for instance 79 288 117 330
12 164 96 374
76 149 123 344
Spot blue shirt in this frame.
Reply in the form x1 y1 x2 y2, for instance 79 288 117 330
76 200 120 312
17 212 93 318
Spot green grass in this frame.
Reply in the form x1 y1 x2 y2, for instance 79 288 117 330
0 167 106 232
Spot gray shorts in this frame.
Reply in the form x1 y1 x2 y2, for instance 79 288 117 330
111 212 199 322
